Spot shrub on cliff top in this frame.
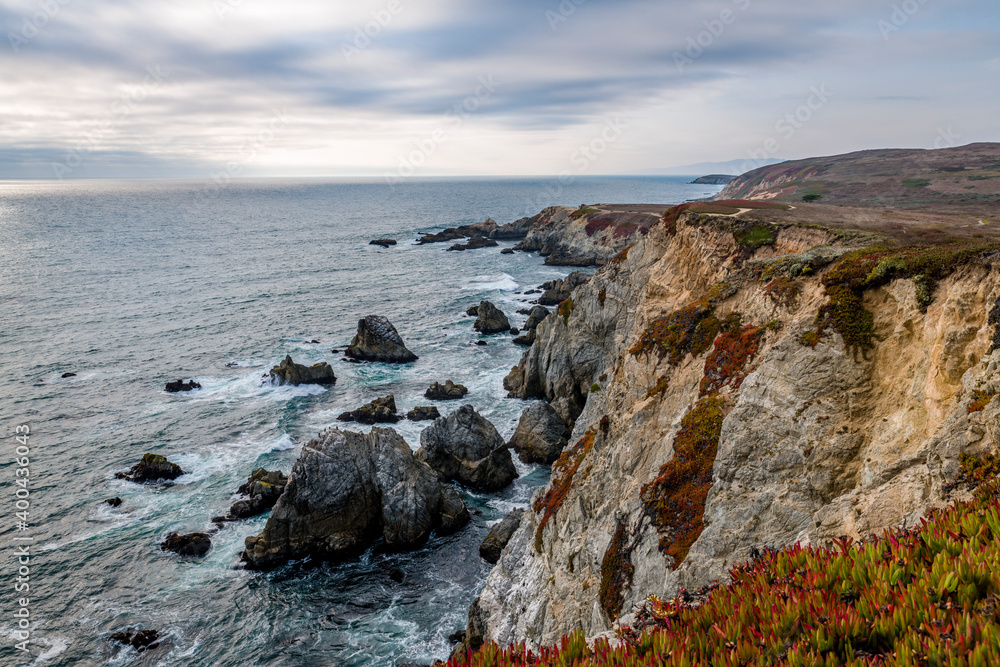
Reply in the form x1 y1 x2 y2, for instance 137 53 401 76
801 243 1000 358
453 456 1000 667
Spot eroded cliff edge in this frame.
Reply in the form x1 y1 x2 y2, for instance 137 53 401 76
475 208 1000 649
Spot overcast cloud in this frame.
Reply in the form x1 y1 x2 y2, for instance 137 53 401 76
1 0 997 178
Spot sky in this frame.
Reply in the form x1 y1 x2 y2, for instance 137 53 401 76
0 0 998 179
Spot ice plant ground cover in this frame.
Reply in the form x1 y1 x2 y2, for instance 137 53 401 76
452 455 1000 666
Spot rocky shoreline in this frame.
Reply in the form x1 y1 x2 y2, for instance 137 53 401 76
112 197 1000 664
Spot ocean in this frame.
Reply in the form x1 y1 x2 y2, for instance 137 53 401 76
0 176 724 666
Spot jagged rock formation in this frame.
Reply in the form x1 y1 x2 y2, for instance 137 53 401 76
116 453 185 483
243 428 468 569
268 355 337 386
537 272 590 306
474 206 1000 650
416 405 518 492
507 402 570 464
493 216 536 240
216 468 288 521
515 206 661 266
345 316 418 363
513 306 550 347
474 301 510 335
480 510 525 564
425 380 469 401
416 218 501 245
337 395 401 424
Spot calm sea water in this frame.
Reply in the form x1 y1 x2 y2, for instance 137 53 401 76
0 176 723 666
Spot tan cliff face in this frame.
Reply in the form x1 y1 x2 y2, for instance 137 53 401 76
477 213 1000 649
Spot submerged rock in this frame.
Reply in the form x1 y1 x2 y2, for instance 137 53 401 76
115 453 185 483
407 406 442 421
338 395 401 424
500 248 515 255
416 405 518 492
345 316 418 363
507 401 570 464
105 497 123 508
479 509 525 564
447 236 499 251
268 355 337 386
61 372 77 378
161 532 212 557
474 301 510 335
110 629 161 653
165 379 201 393
242 428 469 569
425 380 468 401
369 239 397 248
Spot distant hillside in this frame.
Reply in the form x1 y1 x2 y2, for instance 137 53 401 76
690 174 736 185
717 143 1000 215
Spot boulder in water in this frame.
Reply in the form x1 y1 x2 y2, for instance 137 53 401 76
104 497 123 508
115 453 185 483
165 379 201 393
474 301 510 335
338 395 401 424
447 236 499 251
345 316 418 363
425 380 468 401
479 509 525 564
268 355 337 386
416 405 518 492
219 468 288 520
407 406 441 421
508 401 570 464
242 428 469 569
61 372 77 378
161 532 212 557
500 248 515 255
369 239 397 248
110 629 161 653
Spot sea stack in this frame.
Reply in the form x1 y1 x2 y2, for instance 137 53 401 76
345 316 419 363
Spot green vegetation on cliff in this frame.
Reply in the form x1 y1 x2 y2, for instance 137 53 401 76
453 455 1000 667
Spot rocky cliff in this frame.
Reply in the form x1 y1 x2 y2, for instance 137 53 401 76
515 205 665 266
473 207 1000 649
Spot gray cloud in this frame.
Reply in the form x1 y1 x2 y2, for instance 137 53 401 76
0 0 997 176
